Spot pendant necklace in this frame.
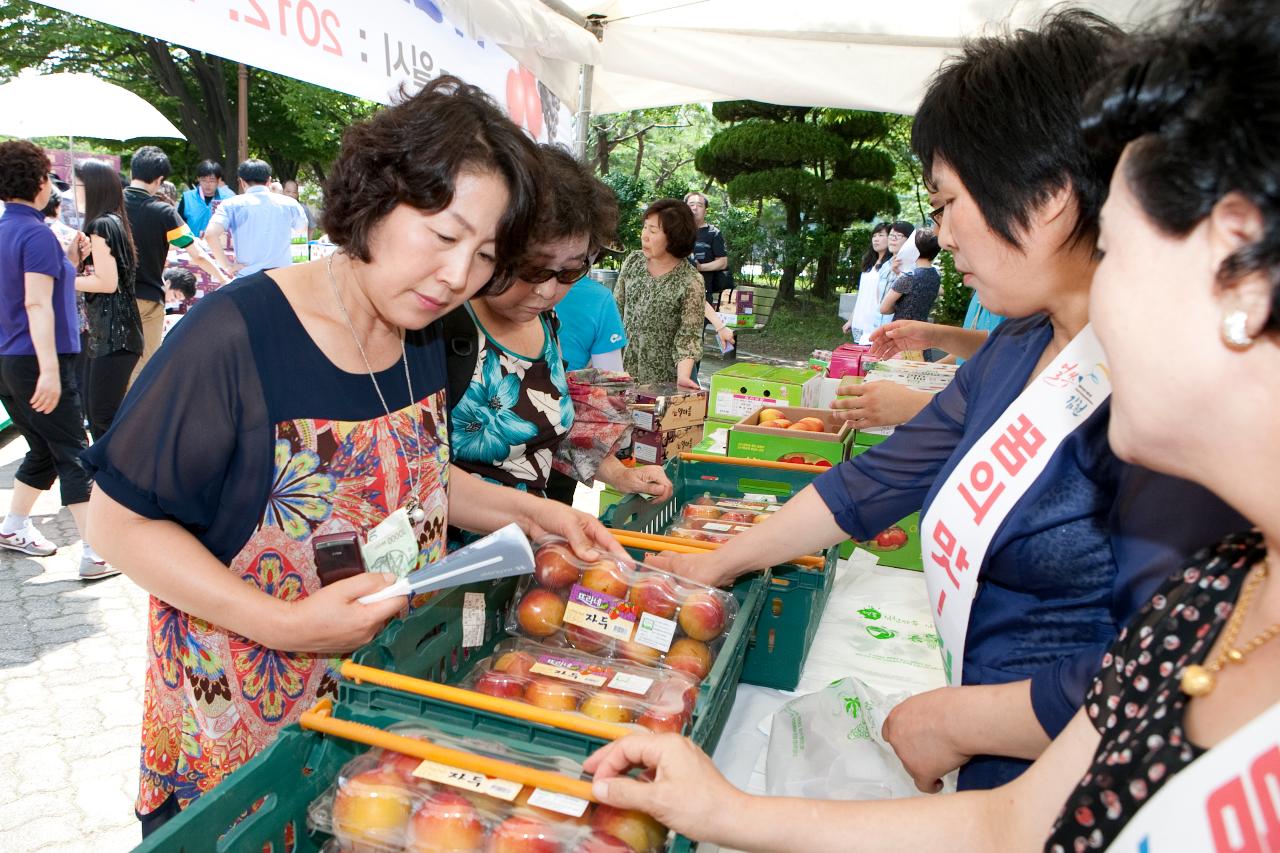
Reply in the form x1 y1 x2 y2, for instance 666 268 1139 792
326 253 426 524
1180 559 1280 697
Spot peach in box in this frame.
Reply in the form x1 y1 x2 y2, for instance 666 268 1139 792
564 622 609 653
517 588 567 637
493 650 537 677
628 576 678 620
488 815 560 853
580 692 635 724
524 678 580 711
591 805 668 853
665 638 712 680
677 591 727 641
474 671 526 700
616 639 662 666
533 544 580 590
332 768 414 850
580 561 629 598
728 404 852 466
407 790 485 853
636 706 687 733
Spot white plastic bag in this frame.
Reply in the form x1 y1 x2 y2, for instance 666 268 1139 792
765 676 917 800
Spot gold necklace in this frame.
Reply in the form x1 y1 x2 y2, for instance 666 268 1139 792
1180 560 1280 697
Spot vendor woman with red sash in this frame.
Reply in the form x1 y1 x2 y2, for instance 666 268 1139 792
586 0 1280 848
655 10 1242 794
82 77 622 836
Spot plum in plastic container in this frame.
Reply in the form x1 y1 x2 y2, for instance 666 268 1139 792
507 538 740 683
463 637 697 734
307 726 669 852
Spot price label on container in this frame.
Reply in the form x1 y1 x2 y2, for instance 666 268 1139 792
562 584 637 642
527 788 590 818
633 612 677 653
462 592 486 648
412 760 521 801
607 672 655 695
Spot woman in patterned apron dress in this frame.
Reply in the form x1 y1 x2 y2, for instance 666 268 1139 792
578 1 1280 849
82 76 622 837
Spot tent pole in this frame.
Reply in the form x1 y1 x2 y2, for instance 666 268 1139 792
575 62 594 162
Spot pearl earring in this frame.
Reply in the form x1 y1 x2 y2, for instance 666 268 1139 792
1221 310 1254 349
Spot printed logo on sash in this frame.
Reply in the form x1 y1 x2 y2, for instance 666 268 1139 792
921 325 1111 684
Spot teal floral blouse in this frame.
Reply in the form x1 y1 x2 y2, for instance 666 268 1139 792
450 304 574 495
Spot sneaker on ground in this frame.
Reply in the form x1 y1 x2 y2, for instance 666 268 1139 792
0 524 57 557
79 553 120 581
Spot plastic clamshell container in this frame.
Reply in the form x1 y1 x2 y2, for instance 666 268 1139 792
508 538 740 685
307 727 670 853
460 638 697 734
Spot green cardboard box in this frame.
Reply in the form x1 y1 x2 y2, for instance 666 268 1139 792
838 444 923 569
727 405 852 467
693 424 731 456
708 363 821 423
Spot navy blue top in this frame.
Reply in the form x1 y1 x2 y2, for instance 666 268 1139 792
83 272 448 564
0 203 80 356
813 314 1242 790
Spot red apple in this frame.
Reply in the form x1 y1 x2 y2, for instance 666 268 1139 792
617 639 662 666
590 805 667 853
517 588 567 637
677 593 727 642
628 576 678 620
814 459 833 468
636 706 686 734
564 623 609 653
534 545 581 590
474 671 526 700
580 561 629 599
407 790 485 853
493 650 537 678
488 815 560 853
664 638 712 681
873 526 909 550
524 678 581 712
580 692 635 724
332 768 414 850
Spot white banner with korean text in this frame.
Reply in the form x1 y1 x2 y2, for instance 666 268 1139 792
1108 700 1280 853
920 325 1111 685
32 0 575 147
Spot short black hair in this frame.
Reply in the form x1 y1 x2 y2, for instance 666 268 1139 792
914 228 941 261
889 221 915 239
0 140 51 202
195 160 223 180
130 146 172 183
40 193 61 219
237 159 272 185
642 198 697 258
323 75 542 295
163 267 198 300
1083 0 1280 333
531 145 618 255
912 9 1123 251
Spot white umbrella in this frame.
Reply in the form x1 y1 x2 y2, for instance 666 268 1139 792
0 71 185 140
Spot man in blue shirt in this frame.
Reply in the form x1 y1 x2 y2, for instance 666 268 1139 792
553 274 628 371
178 160 235 238
204 159 307 279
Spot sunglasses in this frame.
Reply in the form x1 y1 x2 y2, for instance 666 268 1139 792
516 254 596 286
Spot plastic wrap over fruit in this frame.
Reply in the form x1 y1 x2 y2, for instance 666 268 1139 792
307 726 669 852
463 638 696 733
507 538 739 683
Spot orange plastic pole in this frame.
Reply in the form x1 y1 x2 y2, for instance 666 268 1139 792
299 701 597 802
678 452 829 473
608 528 826 570
338 661 633 742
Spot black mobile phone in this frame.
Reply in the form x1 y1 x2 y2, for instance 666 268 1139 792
313 531 366 587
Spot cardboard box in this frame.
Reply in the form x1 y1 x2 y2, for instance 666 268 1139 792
692 424 730 456
628 385 707 432
709 363 821 422
631 423 705 465
728 405 852 467
849 359 960 445
732 289 755 313
851 511 923 570
717 311 756 328
827 343 873 380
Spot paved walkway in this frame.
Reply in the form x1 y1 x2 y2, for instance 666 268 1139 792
0 431 148 853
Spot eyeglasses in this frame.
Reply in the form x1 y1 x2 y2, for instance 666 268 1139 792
516 255 596 286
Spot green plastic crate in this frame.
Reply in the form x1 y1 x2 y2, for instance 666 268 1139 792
606 456 839 690
133 699 608 853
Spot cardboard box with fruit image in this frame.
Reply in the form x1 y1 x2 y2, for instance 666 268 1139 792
627 384 707 433
708 363 821 424
728 405 854 466
630 422 704 465
308 727 670 852
850 511 923 571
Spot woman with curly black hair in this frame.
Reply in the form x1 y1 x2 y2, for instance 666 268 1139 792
583 1 1280 849
79 76 623 835
0 140 110 577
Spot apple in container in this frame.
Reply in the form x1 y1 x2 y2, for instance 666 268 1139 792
517 588 567 637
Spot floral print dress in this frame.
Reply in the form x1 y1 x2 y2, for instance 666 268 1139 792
450 305 573 495
83 275 452 816
613 251 705 384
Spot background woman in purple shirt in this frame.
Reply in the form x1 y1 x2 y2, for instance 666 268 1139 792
0 140 112 578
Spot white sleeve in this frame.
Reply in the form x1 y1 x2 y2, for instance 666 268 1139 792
589 348 625 372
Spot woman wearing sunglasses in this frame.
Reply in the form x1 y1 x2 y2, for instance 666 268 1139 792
445 146 673 504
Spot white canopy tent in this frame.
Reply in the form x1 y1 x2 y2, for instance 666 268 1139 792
437 0 1178 117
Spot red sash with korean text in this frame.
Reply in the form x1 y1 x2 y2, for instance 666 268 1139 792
1108 700 1280 853
921 325 1110 685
